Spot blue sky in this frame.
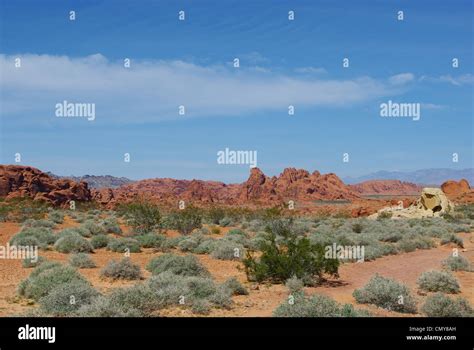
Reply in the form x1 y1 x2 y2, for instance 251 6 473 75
0 0 472 182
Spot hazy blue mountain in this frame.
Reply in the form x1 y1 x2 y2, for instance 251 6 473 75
46 172 133 189
343 168 473 186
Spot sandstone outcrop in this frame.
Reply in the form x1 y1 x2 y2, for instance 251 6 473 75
369 188 454 219
350 180 422 196
0 165 91 206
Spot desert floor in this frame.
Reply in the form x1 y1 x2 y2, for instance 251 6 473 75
0 217 472 317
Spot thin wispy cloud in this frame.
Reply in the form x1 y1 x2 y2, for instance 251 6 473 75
2 53 404 125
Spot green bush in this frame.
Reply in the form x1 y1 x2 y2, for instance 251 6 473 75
54 233 93 253
69 253 96 268
107 284 160 316
83 220 107 236
122 201 161 233
75 296 142 317
166 206 202 235
421 293 473 317
100 258 142 280
136 233 167 249
90 234 109 249
22 219 56 229
146 254 209 277
39 280 99 316
207 207 226 225
101 217 122 234
273 293 370 317
285 276 304 294
106 237 141 253
417 270 460 294
48 210 64 224
222 277 248 296
209 225 221 234
18 263 87 301
243 220 339 285
22 256 46 268
353 274 417 313
442 255 471 271
57 227 90 238
440 234 464 248
219 217 232 227
10 227 56 249
211 240 245 261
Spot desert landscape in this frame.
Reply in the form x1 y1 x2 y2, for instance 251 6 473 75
0 164 472 318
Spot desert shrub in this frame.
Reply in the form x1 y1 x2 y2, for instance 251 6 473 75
207 207 226 225
226 228 248 238
83 220 106 236
285 276 304 294
211 240 245 261
22 219 56 229
243 220 339 285
440 234 464 248
218 217 232 227
57 227 90 238
273 293 370 317
48 210 64 224
421 293 473 317
18 263 87 300
106 237 141 253
396 235 434 253
352 222 363 234
377 211 393 220
222 277 248 296
353 274 417 313
69 253 96 268
100 258 142 280
122 201 161 233
22 256 46 268
54 233 93 253
107 284 160 316
136 233 167 249
90 234 109 249
10 227 56 249
101 217 122 234
191 299 211 314
146 254 209 277
166 206 203 235
209 225 221 234
417 270 460 294
39 280 99 316
442 255 471 271
177 233 210 252
194 239 219 254
75 296 142 317
208 285 233 309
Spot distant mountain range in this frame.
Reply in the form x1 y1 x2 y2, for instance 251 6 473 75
46 172 133 189
343 168 473 186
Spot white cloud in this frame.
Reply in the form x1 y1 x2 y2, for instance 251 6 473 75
1 53 403 124
419 74 474 86
388 73 415 85
294 66 327 74
438 74 474 86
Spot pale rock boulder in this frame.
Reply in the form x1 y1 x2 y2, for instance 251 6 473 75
369 188 454 219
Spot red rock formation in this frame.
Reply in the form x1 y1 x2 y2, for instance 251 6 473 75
441 179 473 203
0 165 91 206
91 167 359 208
349 180 422 196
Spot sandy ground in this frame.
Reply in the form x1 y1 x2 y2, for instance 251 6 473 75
0 219 472 317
